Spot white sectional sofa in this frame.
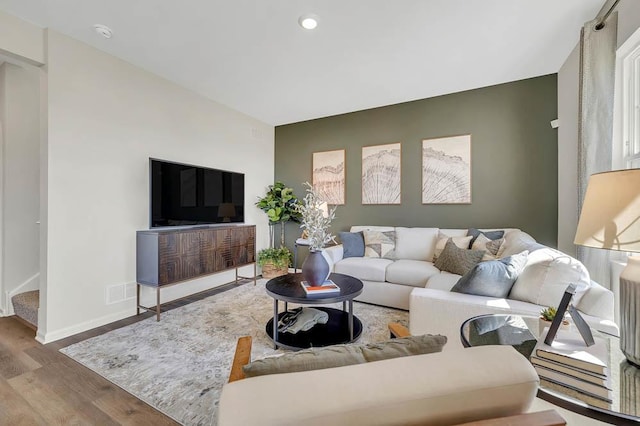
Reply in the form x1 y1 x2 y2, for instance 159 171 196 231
324 226 618 348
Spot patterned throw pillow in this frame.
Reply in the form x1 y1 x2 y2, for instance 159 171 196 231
432 233 473 262
362 230 396 259
467 228 505 248
434 239 485 276
471 234 505 261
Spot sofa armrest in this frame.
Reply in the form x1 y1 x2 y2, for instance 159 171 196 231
324 244 344 270
409 288 540 350
228 336 252 383
576 281 615 321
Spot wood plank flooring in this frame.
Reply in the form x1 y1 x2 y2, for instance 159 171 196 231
0 281 250 425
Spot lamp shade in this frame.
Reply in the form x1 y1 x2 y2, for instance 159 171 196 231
574 169 640 253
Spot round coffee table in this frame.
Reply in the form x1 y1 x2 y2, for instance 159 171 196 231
265 273 363 350
461 314 640 425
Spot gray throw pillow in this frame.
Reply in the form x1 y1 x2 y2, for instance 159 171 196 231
451 250 529 298
242 334 447 378
434 239 485 276
467 228 505 248
339 231 365 258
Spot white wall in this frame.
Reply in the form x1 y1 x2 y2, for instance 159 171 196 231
0 62 40 314
39 30 274 342
0 11 44 65
557 0 640 253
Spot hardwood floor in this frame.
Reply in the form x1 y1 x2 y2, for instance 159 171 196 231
0 280 250 425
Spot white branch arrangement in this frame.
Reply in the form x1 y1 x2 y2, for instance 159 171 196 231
296 182 337 251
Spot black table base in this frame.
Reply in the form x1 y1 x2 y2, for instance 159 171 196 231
266 307 363 350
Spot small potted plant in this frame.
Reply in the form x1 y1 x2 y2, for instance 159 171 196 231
257 247 292 279
539 306 570 335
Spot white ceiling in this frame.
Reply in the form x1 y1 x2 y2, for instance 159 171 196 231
0 0 606 125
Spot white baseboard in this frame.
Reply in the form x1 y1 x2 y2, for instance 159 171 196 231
36 308 133 344
0 307 5 317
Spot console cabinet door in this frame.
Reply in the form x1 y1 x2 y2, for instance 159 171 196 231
158 231 201 285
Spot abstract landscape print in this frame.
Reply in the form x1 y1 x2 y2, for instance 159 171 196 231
312 149 345 205
422 135 471 204
362 142 401 204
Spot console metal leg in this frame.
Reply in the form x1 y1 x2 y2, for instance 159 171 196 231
293 243 299 273
136 284 140 316
156 287 161 322
342 301 346 311
273 299 279 349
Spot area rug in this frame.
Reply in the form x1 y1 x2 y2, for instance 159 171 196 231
60 280 409 425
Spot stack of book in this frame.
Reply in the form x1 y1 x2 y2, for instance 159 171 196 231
300 279 340 296
531 328 612 409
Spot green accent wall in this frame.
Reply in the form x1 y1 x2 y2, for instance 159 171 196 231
275 75 558 250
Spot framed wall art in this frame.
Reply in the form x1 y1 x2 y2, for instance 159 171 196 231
362 142 401 205
312 149 345 205
422 134 471 204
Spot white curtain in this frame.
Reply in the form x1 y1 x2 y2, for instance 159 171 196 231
577 13 618 287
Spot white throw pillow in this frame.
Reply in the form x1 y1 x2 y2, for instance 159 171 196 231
509 247 591 307
432 234 473 262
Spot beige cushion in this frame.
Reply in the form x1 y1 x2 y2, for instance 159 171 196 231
363 230 396 259
509 247 591 307
386 260 439 287
243 334 447 378
433 233 473 262
434 240 485 276
218 345 539 426
334 257 392 282
394 227 439 261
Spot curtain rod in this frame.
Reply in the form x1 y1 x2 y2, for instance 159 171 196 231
595 0 620 30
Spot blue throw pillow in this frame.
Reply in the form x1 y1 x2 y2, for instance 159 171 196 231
467 228 505 248
339 231 365 258
451 251 529 298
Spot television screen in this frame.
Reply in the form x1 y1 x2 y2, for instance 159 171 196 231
150 158 244 228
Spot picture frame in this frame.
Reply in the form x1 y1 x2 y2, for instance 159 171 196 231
312 149 345 205
361 142 401 205
544 284 595 347
422 134 471 204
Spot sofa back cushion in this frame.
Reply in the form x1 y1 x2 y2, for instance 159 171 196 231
394 227 439 261
350 225 395 233
509 247 591 308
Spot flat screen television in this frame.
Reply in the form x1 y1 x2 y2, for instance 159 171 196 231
149 158 244 228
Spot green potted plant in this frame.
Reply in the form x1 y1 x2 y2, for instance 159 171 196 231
255 182 302 247
256 182 302 278
257 247 293 279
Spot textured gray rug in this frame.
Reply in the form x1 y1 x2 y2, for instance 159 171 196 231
60 280 409 425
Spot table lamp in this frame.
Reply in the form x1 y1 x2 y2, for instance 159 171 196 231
218 203 236 222
574 169 640 367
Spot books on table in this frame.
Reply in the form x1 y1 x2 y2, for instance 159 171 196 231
533 328 612 403
300 279 340 296
534 328 609 375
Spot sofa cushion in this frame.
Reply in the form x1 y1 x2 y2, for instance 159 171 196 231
452 251 529 298
509 247 591 307
386 260 440 287
339 231 365 258
242 334 447 378
432 233 473 262
434 240 485 276
425 271 462 291
394 227 439 261
363 230 396 259
498 230 538 258
467 228 505 248
334 257 393 282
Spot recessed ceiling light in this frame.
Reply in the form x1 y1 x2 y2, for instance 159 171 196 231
93 24 113 39
298 14 319 30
